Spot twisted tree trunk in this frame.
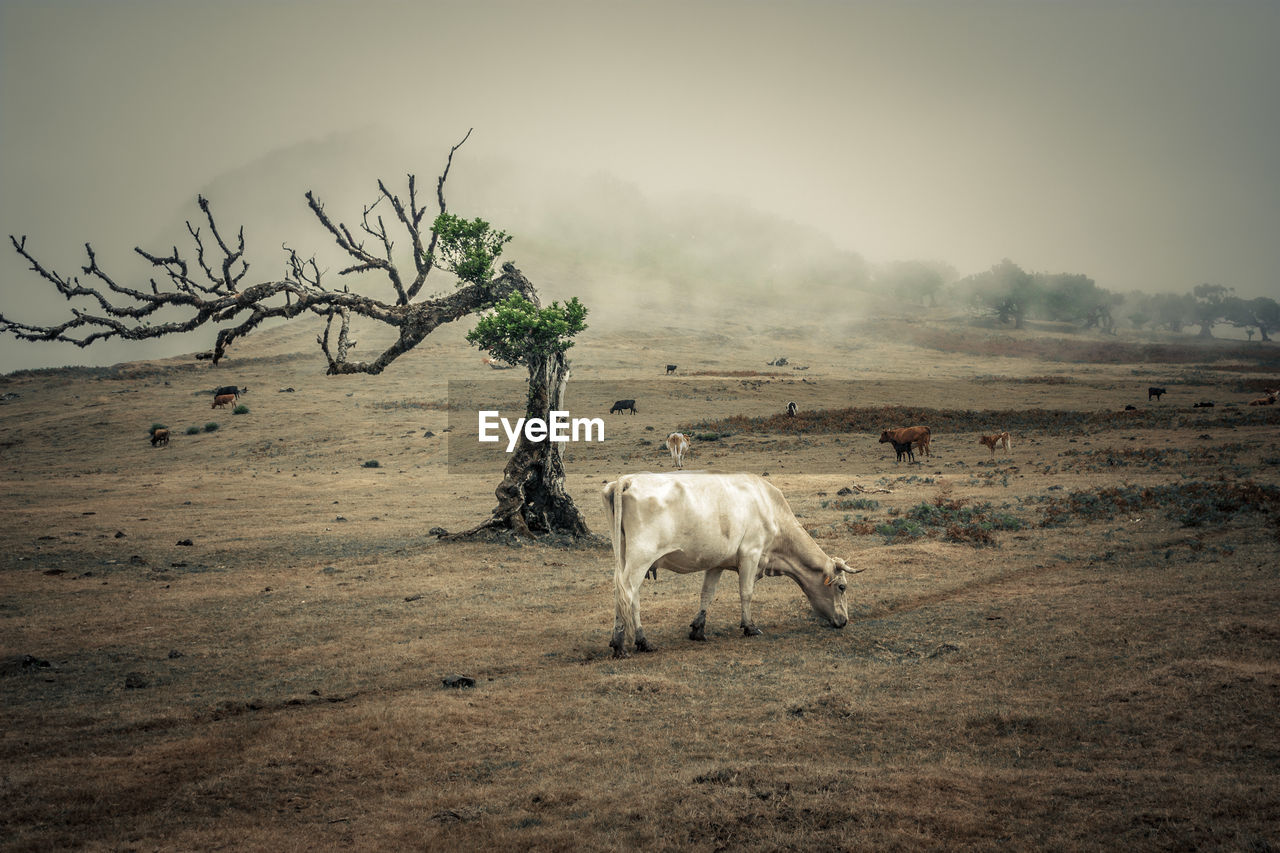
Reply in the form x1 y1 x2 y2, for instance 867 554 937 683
449 349 590 539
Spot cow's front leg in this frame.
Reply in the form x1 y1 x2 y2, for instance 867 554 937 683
738 561 762 636
690 569 723 641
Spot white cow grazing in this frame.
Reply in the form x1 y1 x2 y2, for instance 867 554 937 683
666 432 690 468
601 471 858 657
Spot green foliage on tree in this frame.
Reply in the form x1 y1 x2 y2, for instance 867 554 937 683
1146 292 1196 333
957 259 1119 331
466 293 589 367
1127 311 1151 330
430 213 512 285
1224 295 1280 342
1191 283 1234 337
877 260 953 307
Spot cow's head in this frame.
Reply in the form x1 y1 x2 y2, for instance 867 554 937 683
800 557 854 628
878 431 892 444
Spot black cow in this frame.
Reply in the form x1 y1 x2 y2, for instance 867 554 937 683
213 385 245 399
610 399 637 415
786 401 797 417
1193 401 1215 408
886 437 915 463
1148 386 1166 401
665 364 677 374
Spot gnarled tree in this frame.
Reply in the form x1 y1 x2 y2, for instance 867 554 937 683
2 130 592 539
450 292 591 540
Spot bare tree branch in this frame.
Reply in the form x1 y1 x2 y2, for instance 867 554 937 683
2 130 530 375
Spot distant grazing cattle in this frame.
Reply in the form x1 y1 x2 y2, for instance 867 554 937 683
786 401 797 417
610 399 637 415
601 471 856 657
1193 401 1215 408
666 364 677 375
1124 404 1138 411
213 385 243 399
212 393 236 409
150 428 170 447
666 432 690 469
1148 386 1166 401
978 431 1012 456
879 426 931 459
1248 392 1277 406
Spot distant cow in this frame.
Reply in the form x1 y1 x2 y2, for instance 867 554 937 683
1248 392 1277 406
213 385 243 399
879 426 931 459
786 401 797 417
1148 387 1166 401
666 364 677 375
150 428 170 447
666 432 690 469
1193 401 1215 408
610 399 637 415
212 393 236 409
978 431 1012 456
1124 404 1138 411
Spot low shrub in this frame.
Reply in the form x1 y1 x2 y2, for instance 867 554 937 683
185 426 201 435
233 404 249 415
204 422 219 432
822 498 880 511
875 495 1023 547
1036 480 1280 528
876 518 925 544
363 460 381 468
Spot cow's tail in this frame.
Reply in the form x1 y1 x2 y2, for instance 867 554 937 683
601 479 626 574
1004 433 1012 451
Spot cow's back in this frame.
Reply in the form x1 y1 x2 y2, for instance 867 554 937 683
611 472 785 569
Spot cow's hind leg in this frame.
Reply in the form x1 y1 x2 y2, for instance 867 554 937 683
689 569 723 641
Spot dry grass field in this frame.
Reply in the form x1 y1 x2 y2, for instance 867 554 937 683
2 312 1278 851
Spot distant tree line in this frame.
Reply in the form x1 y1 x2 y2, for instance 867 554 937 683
936 258 1279 342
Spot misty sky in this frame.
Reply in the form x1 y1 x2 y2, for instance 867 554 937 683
2 0 1278 369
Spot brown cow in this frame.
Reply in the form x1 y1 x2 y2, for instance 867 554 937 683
212 393 236 409
879 426 931 459
1248 391 1278 406
150 428 170 447
978 431 1011 456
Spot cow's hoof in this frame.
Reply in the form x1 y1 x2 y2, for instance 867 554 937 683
742 625 762 637
635 638 656 653
610 646 630 659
